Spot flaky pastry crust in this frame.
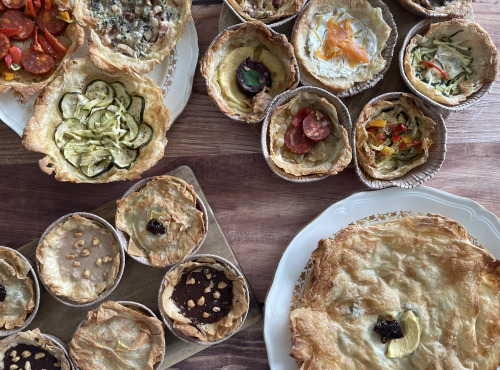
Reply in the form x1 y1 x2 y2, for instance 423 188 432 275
398 0 471 18
225 0 306 23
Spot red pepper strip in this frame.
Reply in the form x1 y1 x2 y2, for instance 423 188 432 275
33 27 44 53
421 60 449 80
399 141 421 150
392 123 407 136
367 126 378 133
8 46 22 64
34 0 41 7
25 0 36 18
0 28 22 37
0 2 5 11
292 107 311 127
376 131 386 145
44 29 67 53
391 134 401 143
44 0 51 10
4 53 12 69
38 33 59 58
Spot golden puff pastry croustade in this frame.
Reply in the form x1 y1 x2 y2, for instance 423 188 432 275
225 0 307 24
200 21 299 123
397 0 472 18
290 213 500 369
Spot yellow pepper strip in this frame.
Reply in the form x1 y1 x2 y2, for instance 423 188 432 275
2 72 14 81
315 15 323 31
59 11 71 21
401 135 414 144
369 119 386 128
380 145 395 156
313 28 322 42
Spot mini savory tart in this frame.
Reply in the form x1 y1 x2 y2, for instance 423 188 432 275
0 328 71 370
200 21 298 123
268 91 352 176
73 0 191 74
356 93 435 180
290 214 500 369
0 247 35 330
225 0 307 24
403 19 499 106
398 0 471 18
0 0 84 98
116 175 206 267
36 214 122 304
292 0 392 93
160 256 248 342
22 56 170 183
69 300 165 370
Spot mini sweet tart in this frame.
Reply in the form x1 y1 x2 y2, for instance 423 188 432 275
73 0 191 74
225 0 307 24
200 21 298 123
290 214 500 369
22 56 170 183
0 247 36 330
36 214 122 304
398 0 471 18
292 0 392 94
160 256 248 343
0 328 71 370
268 91 352 177
69 300 165 370
403 19 499 106
115 175 207 267
355 93 435 180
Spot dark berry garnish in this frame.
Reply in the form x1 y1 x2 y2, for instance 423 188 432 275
146 218 166 235
0 284 6 302
236 57 272 97
374 320 404 343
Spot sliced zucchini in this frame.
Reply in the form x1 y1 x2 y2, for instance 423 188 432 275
110 144 139 169
381 107 394 113
396 111 408 125
59 92 90 119
85 80 115 108
128 95 145 124
87 109 115 131
125 123 153 149
63 148 82 168
54 119 87 148
111 81 131 109
79 149 114 178
120 113 139 142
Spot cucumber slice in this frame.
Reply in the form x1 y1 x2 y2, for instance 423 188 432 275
59 93 90 119
85 80 115 108
111 81 131 109
54 119 87 148
80 149 114 178
125 123 153 149
121 113 139 142
110 144 139 169
128 95 144 124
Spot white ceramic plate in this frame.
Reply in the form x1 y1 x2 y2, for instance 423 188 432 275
0 18 198 137
264 186 500 369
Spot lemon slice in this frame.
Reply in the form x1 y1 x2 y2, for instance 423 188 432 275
387 310 421 358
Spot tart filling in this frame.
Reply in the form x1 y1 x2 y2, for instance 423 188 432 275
226 0 306 23
401 0 471 18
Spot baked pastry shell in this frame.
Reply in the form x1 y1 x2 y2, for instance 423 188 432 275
223 0 305 28
35 212 126 307
0 247 40 337
353 92 446 189
158 254 250 346
261 86 352 183
115 176 208 268
400 19 499 112
395 0 471 18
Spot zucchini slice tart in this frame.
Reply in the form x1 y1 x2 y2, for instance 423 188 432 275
225 0 307 24
397 0 471 18
22 57 170 183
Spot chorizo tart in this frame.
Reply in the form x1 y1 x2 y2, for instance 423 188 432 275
355 93 435 180
22 56 170 183
0 0 84 98
403 19 499 106
397 0 471 18
200 21 299 123
268 91 352 177
290 213 500 369
225 0 307 24
292 0 392 94
73 0 191 74
69 300 165 370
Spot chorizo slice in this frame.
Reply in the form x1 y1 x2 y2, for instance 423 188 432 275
1 10 34 40
285 123 315 154
0 0 27 10
302 110 332 141
21 47 54 74
37 7 67 35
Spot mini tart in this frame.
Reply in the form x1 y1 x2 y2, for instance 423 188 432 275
355 93 435 180
160 257 248 343
116 175 207 267
73 0 191 74
398 0 471 18
225 0 307 24
403 19 499 106
0 328 71 370
200 21 298 123
0 248 35 330
22 56 170 183
36 214 121 304
268 91 352 176
0 0 84 98
69 300 165 370
292 0 392 94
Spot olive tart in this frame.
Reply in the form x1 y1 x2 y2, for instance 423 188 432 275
292 0 392 94
116 175 207 267
0 247 36 330
290 214 500 369
200 21 298 123
73 0 192 74
403 19 499 106
268 91 352 176
225 0 307 24
356 93 435 180
69 300 165 370
22 57 170 183
398 0 472 18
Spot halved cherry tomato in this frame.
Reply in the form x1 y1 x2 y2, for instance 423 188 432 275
44 29 67 53
399 141 421 150
37 33 58 58
24 0 36 18
421 60 449 80
33 0 40 7
8 45 22 64
0 27 22 37
292 107 311 127
4 52 12 69
44 0 50 10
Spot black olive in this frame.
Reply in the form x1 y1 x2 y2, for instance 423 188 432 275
374 320 404 343
0 284 6 303
146 219 166 235
236 57 272 97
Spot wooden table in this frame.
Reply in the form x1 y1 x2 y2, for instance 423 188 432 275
1 0 499 368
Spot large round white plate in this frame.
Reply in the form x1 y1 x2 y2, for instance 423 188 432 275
0 18 198 137
264 185 500 369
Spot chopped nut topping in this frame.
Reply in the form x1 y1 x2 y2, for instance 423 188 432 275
11 350 17 357
54 361 61 367
73 240 85 248
80 248 91 257
21 351 30 358
74 232 83 238
34 352 45 360
10 365 18 370
103 256 113 263
24 361 31 370
12 356 20 362
203 287 211 293
187 300 195 308
206 273 212 279
73 261 81 267
83 269 90 279
202 312 210 318
66 253 76 259
213 306 221 312
218 281 227 289
213 291 221 299
96 258 103 267
92 236 100 246
186 277 195 285
197 296 205 306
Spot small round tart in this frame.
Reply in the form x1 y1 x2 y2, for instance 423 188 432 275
73 0 191 74
36 214 122 304
225 0 307 24
292 0 392 94
268 91 352 177
0 248 35 330
22 56 170 183
69 300 165 370
397 0 471 18
403 19 499 106
116 175 207 267
200 21 298 123
0 329 71 370
355 93 435 180
160 256 248 343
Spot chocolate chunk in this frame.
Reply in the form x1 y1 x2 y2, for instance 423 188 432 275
3 344 60 369
236 57 272 97
0 283 6 302
374 320 404 343
146 218 166 235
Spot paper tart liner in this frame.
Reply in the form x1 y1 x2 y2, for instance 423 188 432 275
157 254 250 346
261 86 352 183
0 247 40 337
42 333 76 370
35 212 126 308
399 19 495 112
292 0 398 98
353 92 447 189
394 0 471 18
